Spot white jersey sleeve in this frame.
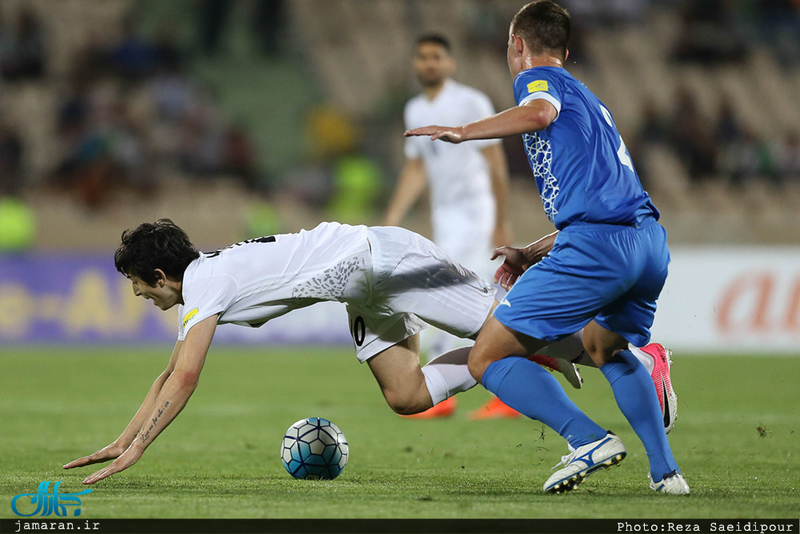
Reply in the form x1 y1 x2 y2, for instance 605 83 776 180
178 273 238 340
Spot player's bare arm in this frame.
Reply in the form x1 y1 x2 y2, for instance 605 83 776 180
63 340 185 471
80 315 218 484
383 157 427 226
404 100 557 144
481 144 512 247
491 231 559 290
521 230 559 265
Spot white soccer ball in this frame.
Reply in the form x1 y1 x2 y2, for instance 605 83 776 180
281 417 349 480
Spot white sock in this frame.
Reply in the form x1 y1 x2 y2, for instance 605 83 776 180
421 346 477 405
539 331 596 367
628 344 655 375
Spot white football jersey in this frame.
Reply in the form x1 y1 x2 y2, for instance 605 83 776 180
404 79 501 209
177 222 371 340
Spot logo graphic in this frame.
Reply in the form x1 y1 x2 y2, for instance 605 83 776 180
662 381 671 428
499 299 512 308
523 132 560 223
182 307 199 328
11 481 92 517
527 79 549 93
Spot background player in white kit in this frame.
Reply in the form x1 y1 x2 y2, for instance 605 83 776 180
63 219 589 484
383 34 518 419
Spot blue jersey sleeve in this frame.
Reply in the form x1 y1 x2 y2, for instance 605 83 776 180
513 69 564 119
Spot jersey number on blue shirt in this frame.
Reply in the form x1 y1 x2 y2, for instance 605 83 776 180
599 104 635 174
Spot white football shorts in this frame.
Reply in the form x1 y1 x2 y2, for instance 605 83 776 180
431 198 496 278
346 226 496 362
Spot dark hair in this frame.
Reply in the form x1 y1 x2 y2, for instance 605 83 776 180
114 218 200 286
416 33 451 52
511 1 570 60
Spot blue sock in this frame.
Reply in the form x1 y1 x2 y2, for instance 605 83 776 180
482 357 607 449
600 350 679 480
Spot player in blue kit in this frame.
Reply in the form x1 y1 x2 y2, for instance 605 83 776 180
406 0 688 495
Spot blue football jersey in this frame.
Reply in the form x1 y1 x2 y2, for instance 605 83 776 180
513 66 658 229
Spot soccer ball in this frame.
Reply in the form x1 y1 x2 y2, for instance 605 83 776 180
281 417 349 480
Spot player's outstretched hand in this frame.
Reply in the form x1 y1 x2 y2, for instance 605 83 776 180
404 125 464 144
63 442 127 470
81 444 144 485
491 246 529 290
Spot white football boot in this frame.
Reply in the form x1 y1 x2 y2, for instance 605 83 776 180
543 432 626 493
649 471 690 495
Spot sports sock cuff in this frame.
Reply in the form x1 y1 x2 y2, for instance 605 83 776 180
423 346 478 398
421 366 450 406
600 350 638 385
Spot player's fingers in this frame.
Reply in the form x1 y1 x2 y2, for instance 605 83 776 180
83 467 110 485
63 457 89 469
502 270 520 290
83 459 126 484
64 454 104 469
64 446 121 469
498 271 514 289
491 246 510 261
404 126 438 137
502 279 511 291
493 264 509 283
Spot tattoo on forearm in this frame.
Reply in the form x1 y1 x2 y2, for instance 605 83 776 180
140 401 171 444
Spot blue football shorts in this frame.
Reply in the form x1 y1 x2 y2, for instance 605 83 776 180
493 217 669 347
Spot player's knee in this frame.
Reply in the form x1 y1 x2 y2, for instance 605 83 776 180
467 351 489 384
588 350 612 367
583 336 619 367
387 399 422 416
584 339 615 367
383 389 424 415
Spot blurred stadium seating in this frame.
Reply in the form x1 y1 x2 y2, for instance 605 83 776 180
0 0 799 251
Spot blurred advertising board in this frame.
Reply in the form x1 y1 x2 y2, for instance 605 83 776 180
0 254 351 346
1 249 798 352
652 247 800 353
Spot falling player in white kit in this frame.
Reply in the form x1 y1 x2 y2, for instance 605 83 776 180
384 34 518 419
64 219 590 484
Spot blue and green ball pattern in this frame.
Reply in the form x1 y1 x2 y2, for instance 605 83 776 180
281 417 349 480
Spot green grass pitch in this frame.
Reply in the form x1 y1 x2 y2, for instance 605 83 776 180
1 347 798 519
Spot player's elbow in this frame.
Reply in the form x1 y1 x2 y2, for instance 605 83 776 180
520 107 554 133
